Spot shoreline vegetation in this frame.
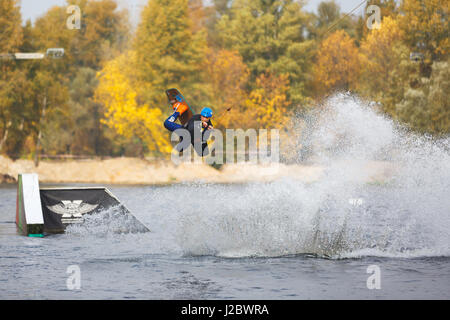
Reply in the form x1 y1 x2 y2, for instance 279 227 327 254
1 1 448 168
0 155 395 185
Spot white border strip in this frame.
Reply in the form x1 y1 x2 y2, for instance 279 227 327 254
21 174 44 225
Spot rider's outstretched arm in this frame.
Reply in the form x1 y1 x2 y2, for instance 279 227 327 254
164 112 183 132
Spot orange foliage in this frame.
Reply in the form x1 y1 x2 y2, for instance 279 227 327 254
245 73 291 130
204 49 250 129
312 30 360 96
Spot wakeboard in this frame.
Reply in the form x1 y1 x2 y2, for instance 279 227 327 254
165 88 194 126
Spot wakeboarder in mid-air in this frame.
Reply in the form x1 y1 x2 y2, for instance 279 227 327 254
163 88 214 156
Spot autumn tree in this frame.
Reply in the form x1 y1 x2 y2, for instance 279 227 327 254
358 0 398 38
399 0 449 66
427 61 450 134
317 0 341 27
216 0 315 105
33 71 70 161
203 49 249 129
396 61 450 134
245 72 291 130
205 0 232 47
0 0 29 157
24 0 131 160
358 16 409 115
0 71 34 157
0 0 22 54
95 0 210 156
68 67 108 155
204 49 291 130
30 5 74 75
312 30 360 96
66 0 130 69
133 0 208 109
27 6 72 162
29 0 129 74
313 1 357 38
95 51 172 155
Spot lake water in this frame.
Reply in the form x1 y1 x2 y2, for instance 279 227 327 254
0 181 449 300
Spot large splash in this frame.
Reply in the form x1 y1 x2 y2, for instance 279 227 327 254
65 205 149 237
177 93 450 259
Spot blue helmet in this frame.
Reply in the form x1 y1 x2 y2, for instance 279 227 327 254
201 107 213 118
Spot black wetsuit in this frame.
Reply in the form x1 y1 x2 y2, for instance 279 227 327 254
186 114 213 156
166 113 212 156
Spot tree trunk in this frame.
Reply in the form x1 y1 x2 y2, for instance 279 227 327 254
0 120 12 153
34 95 47 167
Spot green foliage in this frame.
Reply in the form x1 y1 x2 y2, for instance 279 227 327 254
67 0 130 69
428 62 450 134
396 61 450 134
311 0 359 40
0 0 28 157
68 67 106 155
0 70 33 157
133 0 208 108
216 0 316 105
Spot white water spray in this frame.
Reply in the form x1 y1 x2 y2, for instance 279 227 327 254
177 94 450 258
